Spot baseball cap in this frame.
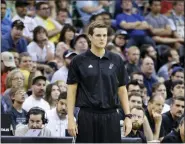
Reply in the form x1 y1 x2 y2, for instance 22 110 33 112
171 66 184 75
1 52 16 67
115 30 128 39
73 34 88 46
12 20 25 29
63 50 77 59
32 76 46 85
15 0 29 7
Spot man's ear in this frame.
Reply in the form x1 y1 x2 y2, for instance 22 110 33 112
88 34 92 42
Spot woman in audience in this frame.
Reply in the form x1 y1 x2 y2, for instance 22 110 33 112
45 83 61 109
55 80 67 94
58 24 76 48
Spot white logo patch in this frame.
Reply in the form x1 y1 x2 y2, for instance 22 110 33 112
88 64 93 68
109 63 114 69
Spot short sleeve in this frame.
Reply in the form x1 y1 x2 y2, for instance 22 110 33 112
76 1 87 9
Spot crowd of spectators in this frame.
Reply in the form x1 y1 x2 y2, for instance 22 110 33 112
1 0 184 143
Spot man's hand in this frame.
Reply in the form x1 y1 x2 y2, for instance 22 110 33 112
123 117 132 136
152 110 162 124
68 118 78 137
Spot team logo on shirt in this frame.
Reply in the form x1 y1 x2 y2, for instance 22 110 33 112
88 64 93 68
109 63 114 69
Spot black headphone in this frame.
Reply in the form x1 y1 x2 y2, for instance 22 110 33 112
26 107 48 124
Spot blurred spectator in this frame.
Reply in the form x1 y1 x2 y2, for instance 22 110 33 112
130 72 144 85
55 80 67 94
22 76 50 112
73 34 89 54
34 2 62 43
100 11 113 28
58 24 76 48
1 97 8 114
125 46 140 77
27 26 55 63
44 62 58 81
55 0 70 13
162 96 184 136
1 20 28 53
165 80 184 106
146 94 165 140
160 0 173 16
1 0 12 36
56 8 72 26
1 52 16 94
127 106 147 143
12 0 37 42
27 0 36 18
141 57 158 97
45 83 61 109
9 87 27 130
46 92 69 137
116 0 155 48
140 84 149 108
15 107 51 136
51 50 77 83
127 80 141 95
128 93 143 109
11 52 20 68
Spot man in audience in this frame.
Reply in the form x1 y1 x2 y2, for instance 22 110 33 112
1 20 27 53
162 96 184 136
51 50 77 83
161 116 184 143
22 76 50 112
127 80 141 95
116 0 155 48
56 8 72 26
9 87 27 130
130 72 144 85
12 52 20 68
15 107 51 136
146 94 165 140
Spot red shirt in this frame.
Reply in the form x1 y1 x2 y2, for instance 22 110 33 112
1 73 8 94
160 0 173 14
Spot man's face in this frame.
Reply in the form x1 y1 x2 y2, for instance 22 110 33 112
129 96 142 109
132 74 144 84
151 1 161 13
171 50 179 63
149 96 165 114
155 84 167 99
74 37 88 54
1 3 6 19
147 46 157 60
56 99 67 119
128 49 140 64
58 81 67 93
37 4 50 19
28 114 43 129
20 56 32 71
51 85 60 100
16 6 27 17
172 84 184 97
171 100 184 118
11 72 24 88
122 0 133 11
128 85 141 95
64 57 73 69
32 80 46 97
172 72 184 82
174 2 184 14
131 108 144 130
115 35 126 47
95 15 104 23
12 89 26 104
102 14 111 26
12 52 20 67
89 28 107 49
11 27 24 39
141 57 154 76
57 11 68 24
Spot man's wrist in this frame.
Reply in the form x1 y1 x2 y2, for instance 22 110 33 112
125 114 132 119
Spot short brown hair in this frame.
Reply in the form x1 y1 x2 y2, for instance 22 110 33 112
88 21 108 36
10 87 24 103
152 82 165 93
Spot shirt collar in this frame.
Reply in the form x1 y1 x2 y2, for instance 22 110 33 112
85 49 110 60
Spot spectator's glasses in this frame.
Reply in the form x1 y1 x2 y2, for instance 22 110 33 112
12 77 24 81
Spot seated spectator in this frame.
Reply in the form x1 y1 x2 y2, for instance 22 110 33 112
46 92 71 137
45 83 61 109
22 76 50 112
161 116 184 143
9 87 27 130
55 80 67 94
34 2 62 43
165 80 184 106
160 0 173 16
12 52 20 68
99 11 115 30
127 80 141 95
1 0 12 36
146 94 165 140
56 8 73 26
116 0 155 48
162 96 184 136
1 20 27 53
3 69 25 113
1 52 16 94
125 46 140 77
141 57 158 97
73 34 89 54
44 62 58 81
15 107 51 136
58 24 76 48
51 50 77 83
27 26 55 63
127 106 147 143
164 66 184 99
140 84 149 108
130 72 144 85
12 0 37 42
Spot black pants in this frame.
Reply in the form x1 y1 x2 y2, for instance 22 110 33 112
76 108 121 143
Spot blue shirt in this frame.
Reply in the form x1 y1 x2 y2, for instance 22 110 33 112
116 13 146 37
1 17 12 36
1 32 27 53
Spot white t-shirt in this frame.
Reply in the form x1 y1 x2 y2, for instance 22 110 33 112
162 103 170 114
22 95 50 112
46 108 68 137
51 66 68 83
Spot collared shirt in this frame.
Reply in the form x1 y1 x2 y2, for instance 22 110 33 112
67 49 128 109
1 32 27 53
1 17 12 36
51 66 68 83
161 130 183 143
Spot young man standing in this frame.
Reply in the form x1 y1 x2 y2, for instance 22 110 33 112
67 21 132 143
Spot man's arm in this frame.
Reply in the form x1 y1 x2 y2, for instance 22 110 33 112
152 111 162 140
150 25 172 36
81 5 103 14
120 21 141 30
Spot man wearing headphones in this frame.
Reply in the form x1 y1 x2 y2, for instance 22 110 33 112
15 107 51 136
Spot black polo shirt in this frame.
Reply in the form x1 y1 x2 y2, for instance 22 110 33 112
127 130 147 143
162 111 179 136
67 49 128 109
161 130 183 143
145 109 165 138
